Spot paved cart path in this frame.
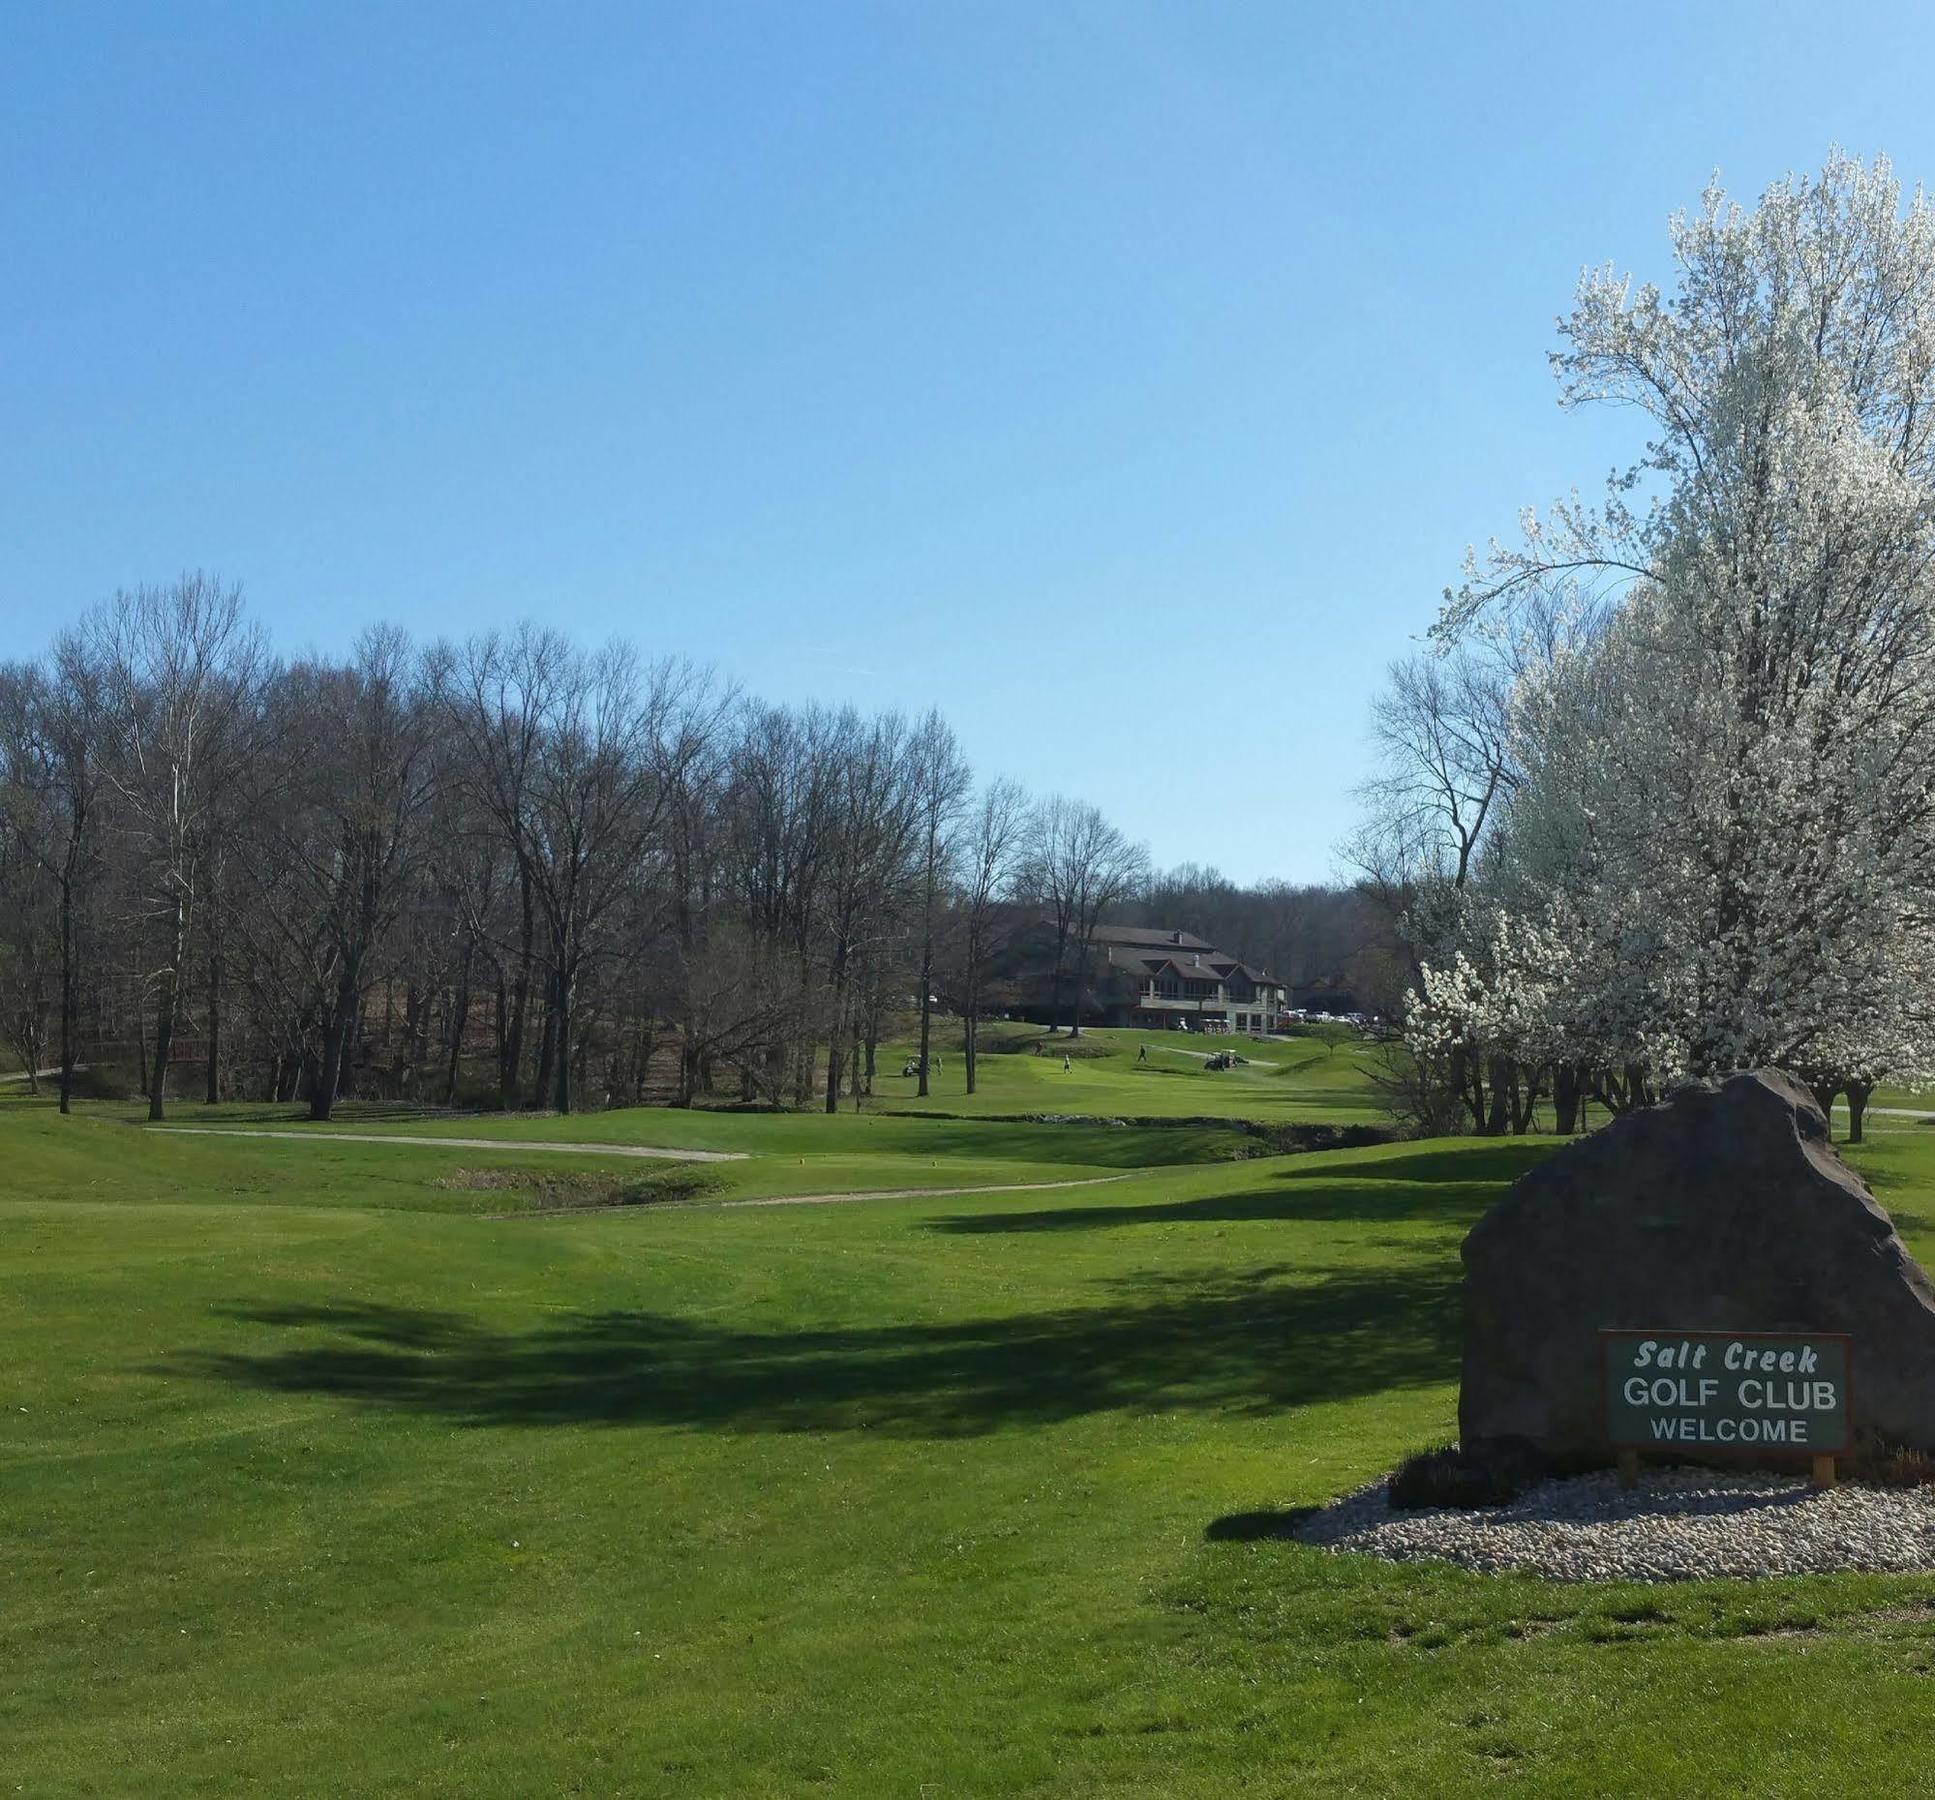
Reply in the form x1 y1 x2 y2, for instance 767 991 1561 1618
718 1174 1131 1208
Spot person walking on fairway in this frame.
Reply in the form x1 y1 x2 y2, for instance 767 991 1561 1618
1138 1044 1147 1063
1062 1055 1071 1074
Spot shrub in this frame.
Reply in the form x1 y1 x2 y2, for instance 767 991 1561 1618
1842 1429 1935 1489
1387 1440 1544 1510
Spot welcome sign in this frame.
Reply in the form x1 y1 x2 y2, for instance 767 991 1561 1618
1601 1330 1852 1454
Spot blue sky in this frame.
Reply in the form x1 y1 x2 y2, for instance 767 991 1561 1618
7 2 1935 882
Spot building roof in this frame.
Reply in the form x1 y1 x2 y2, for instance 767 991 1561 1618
1072 920 1283 987
1092 924 1215 952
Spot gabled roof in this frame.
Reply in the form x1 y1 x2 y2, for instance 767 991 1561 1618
1085 919 1282 988
1092 924 1215 952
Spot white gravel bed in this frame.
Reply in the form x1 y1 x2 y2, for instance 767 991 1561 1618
1296 1466 1935 1581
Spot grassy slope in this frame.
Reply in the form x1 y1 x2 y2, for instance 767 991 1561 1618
9 1100 1935 1793
95 1098 1250 1209
869 1023 1383 1124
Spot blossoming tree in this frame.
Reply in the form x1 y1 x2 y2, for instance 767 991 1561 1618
1373 152 1935 1137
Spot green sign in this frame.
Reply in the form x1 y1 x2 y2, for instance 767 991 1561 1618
1601 1331 1851 1454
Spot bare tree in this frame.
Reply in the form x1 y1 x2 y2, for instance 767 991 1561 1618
909 710 970 1097
292 628 436 1119
0 805 54 1085
90 576 262 1121
432 626 567 1108
1025 796 1148 1037
818 711 917 1112
524 647 719 1114
954 776 1027 1092
1351 651 1511 899
0 640 105 1111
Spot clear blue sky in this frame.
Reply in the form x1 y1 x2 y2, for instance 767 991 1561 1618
7 1 1935 882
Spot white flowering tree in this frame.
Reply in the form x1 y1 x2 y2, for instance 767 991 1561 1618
1379 153 1935 1139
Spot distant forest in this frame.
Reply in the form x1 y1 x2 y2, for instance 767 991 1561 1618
0 579 1389 1122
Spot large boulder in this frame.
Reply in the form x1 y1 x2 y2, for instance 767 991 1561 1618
1460 1069 1935 1463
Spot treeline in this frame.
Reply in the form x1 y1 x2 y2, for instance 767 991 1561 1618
6 576 1333 1120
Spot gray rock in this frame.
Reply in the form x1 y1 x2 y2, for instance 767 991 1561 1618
1460 1069 1935 1463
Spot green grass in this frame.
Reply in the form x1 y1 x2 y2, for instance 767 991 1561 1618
870 1022 1385 1124
10 1094 1935 1793
84 1095 1253 1207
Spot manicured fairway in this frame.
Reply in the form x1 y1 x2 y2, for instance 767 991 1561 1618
870 1023 1384 1124
10 1097 1935 1794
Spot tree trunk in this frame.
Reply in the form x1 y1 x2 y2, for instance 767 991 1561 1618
678 1033 702 1108
1511 1066 1542 1135
399 981 422 1097
916 964 933 1098
56 869 75 1116
444 966 472 1105
340 994 363 1100
965 1004 979 1095
147 892 188 1122
823 995 844 1115
147 972 176 1122
503 867 534 1107
1553 1061 1582 1135
1847 1078 1874 1145
553 961 576 1115
491 976 508 1104
310 963 360 1122
204 936 223 1105
533 983 557 1114
1485 1055 1511 1137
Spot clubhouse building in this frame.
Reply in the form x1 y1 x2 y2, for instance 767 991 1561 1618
1002 921 1289 1034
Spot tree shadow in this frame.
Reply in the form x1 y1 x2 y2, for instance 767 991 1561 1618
169 1102 482 1126
173 1260 1461 1439
921 1138 1555 1238
929 1185 1501 1234
927 1146 1548 1235
1204 1507 1322 1542
863 1118 1242 1168
1274 1142 1556 1187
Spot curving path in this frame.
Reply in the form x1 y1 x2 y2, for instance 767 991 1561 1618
718 1173 1130 1208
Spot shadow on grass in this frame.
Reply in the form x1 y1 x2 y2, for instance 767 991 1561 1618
1204 1507 1322 1542
929 1142 1554 1236
157 1102 482 1126
1275 1142 1558 1186
859 1119 1243 1168
930 1184 1502 1234
175 1260 1460 1439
